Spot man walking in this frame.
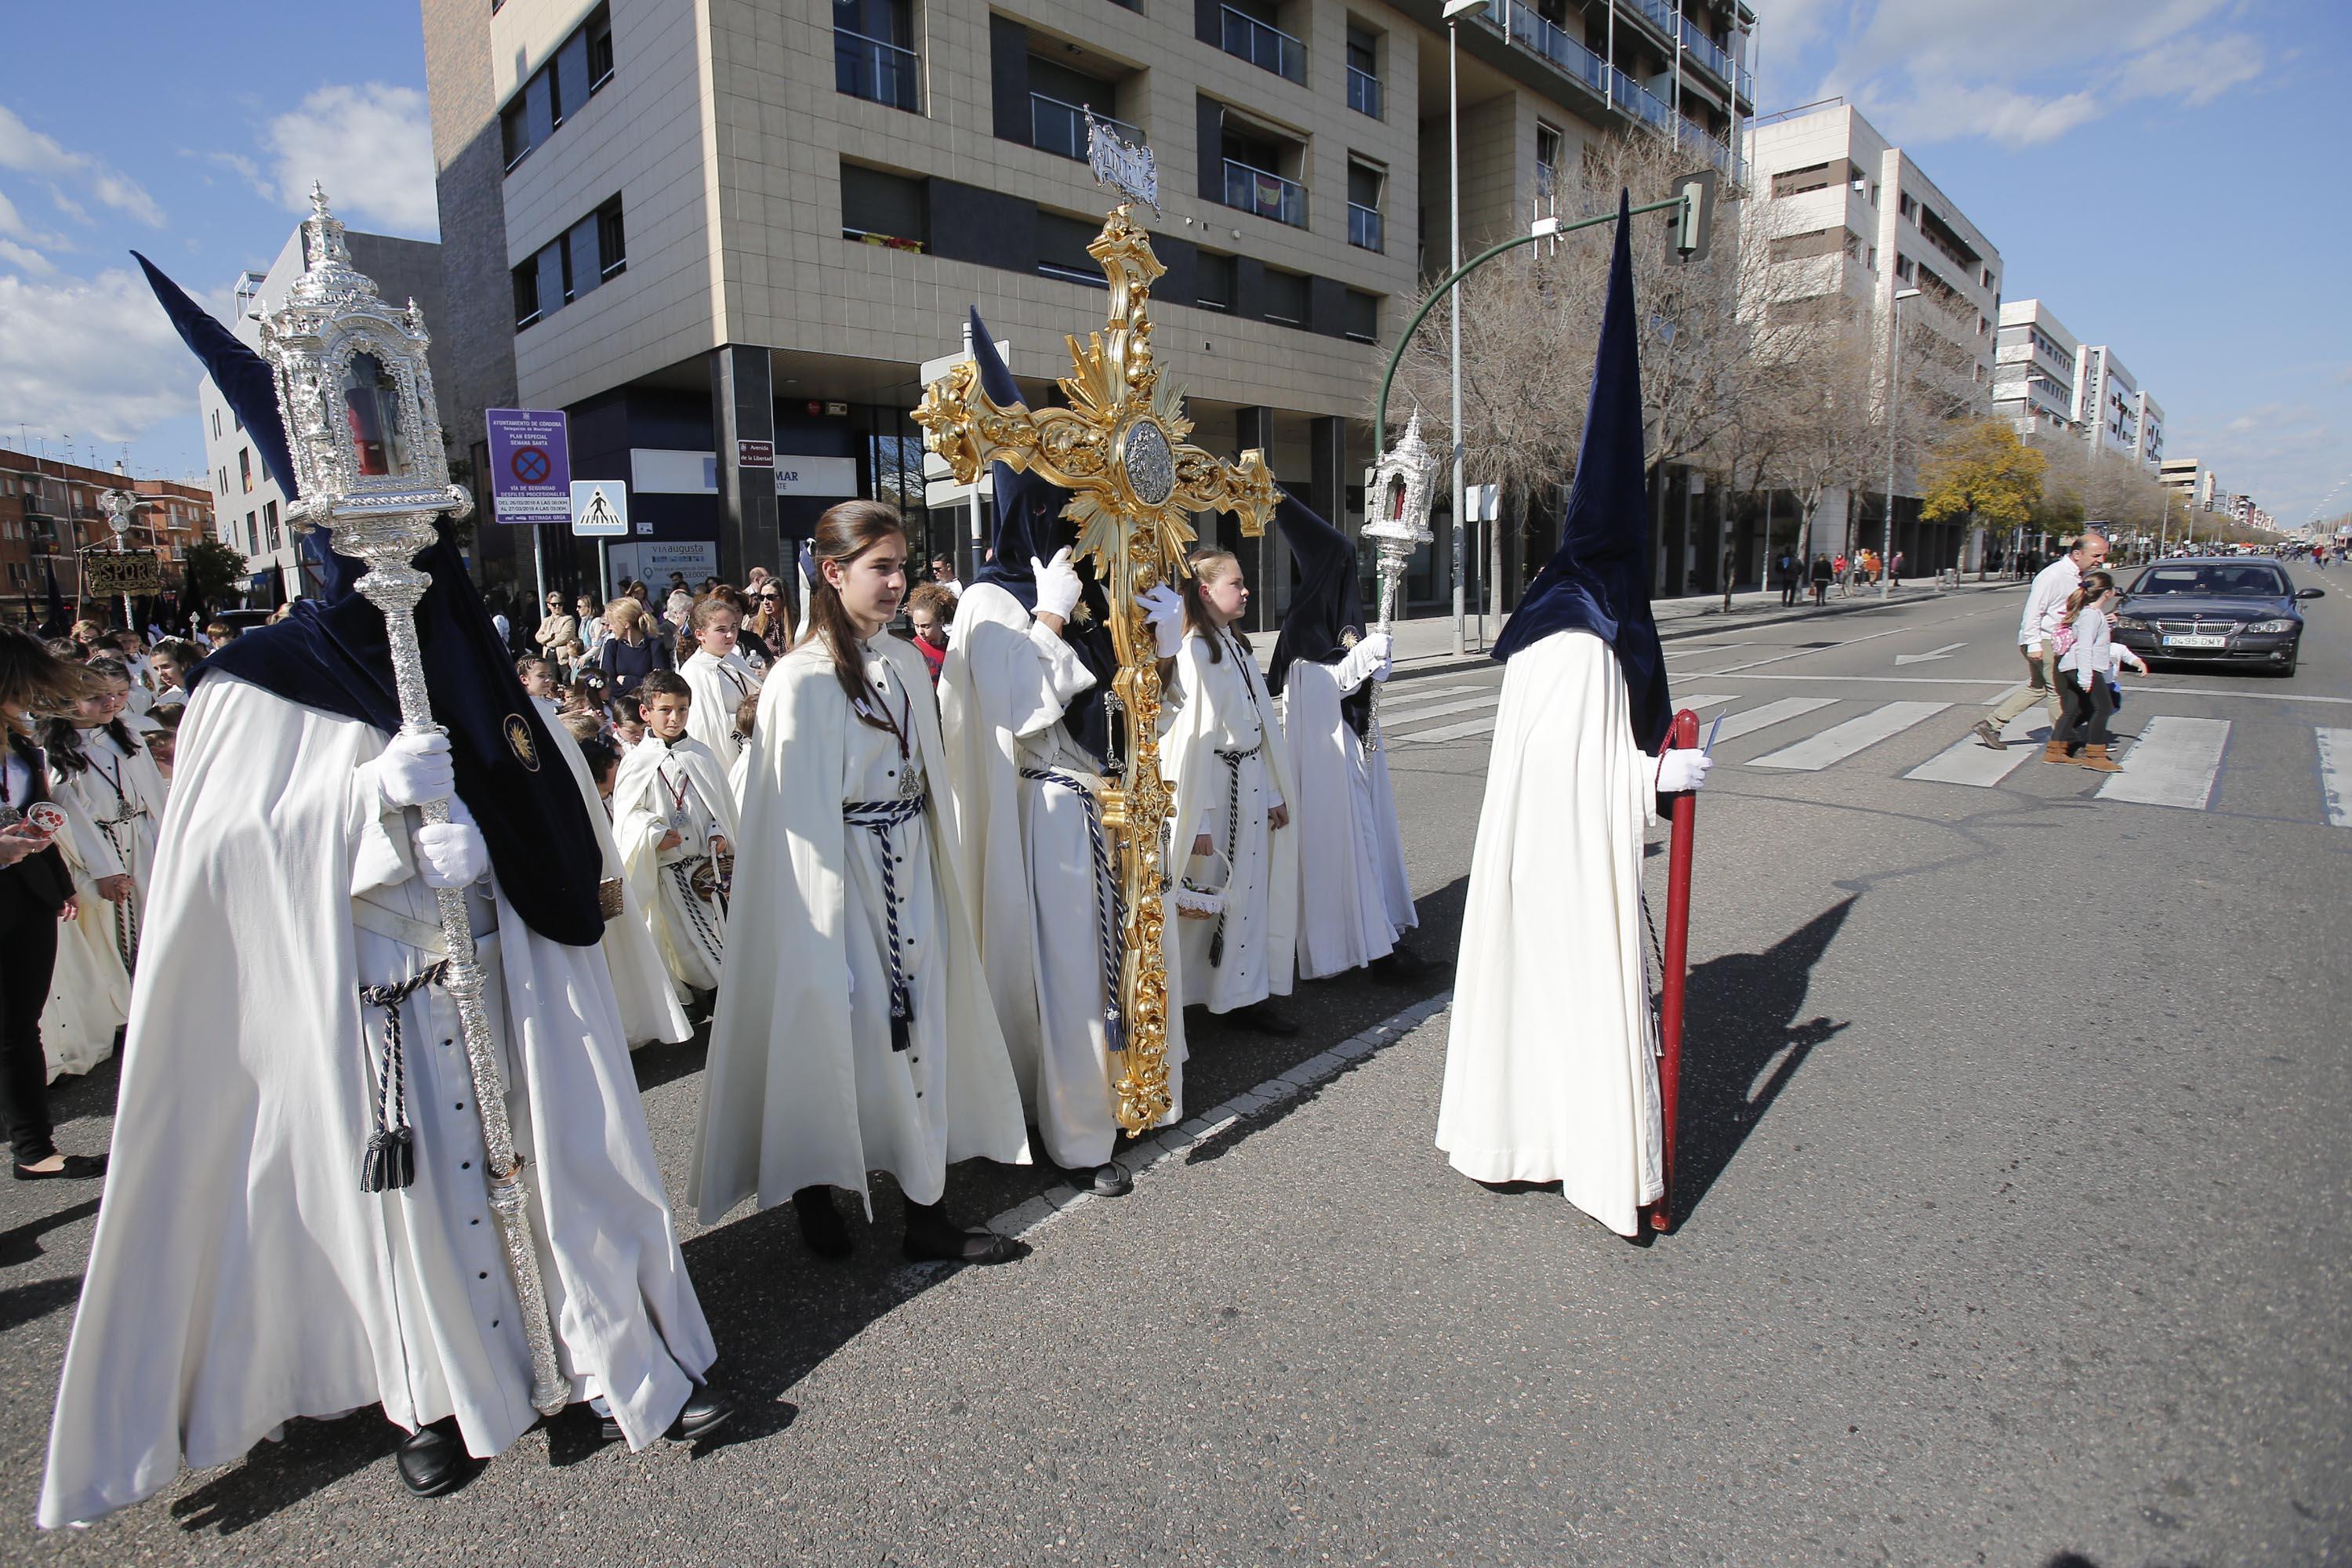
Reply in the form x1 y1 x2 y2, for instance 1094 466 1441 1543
1777 548 1798 607
1974 530 2108 752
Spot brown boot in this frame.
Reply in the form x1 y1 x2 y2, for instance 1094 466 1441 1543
2072 743 2123 773
2041 739 2072 764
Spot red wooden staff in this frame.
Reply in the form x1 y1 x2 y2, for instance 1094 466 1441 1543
1646 706 1701 1236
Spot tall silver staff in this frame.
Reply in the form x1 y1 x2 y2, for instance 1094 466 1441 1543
258 187 566 1417
1361 414 1439 747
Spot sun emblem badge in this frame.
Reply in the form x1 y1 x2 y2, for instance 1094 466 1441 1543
503 713 539 771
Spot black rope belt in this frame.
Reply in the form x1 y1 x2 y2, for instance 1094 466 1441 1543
1022 767 1124 1054
1209 741 1263 969
95 812 143 974
665 856 727 965
355 959 448 1193
844 795 926 1051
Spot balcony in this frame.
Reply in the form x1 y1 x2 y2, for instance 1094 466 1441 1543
1222 158 1307 227
1220 5 1305 84
1030 93 1141 160
1348 201 1382 252
1346 64 1381 118
1506 2 1606 97
836 27 920 112
1610 67 1671 131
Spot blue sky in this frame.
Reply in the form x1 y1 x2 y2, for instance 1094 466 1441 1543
2 0 2346 526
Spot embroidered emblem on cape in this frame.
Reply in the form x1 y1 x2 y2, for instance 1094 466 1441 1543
503 713 540 771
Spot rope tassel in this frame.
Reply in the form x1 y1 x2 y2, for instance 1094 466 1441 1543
355 960 446 1194
845 796 927 1054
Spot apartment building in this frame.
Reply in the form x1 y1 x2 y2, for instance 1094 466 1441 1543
1993 298 2078 437
1741 100 2002 572
0 449 212 619
421 0 1751 617
2156 456 2199 509
2133 388 2163 469
194 227 452 604
2074 344 2139 463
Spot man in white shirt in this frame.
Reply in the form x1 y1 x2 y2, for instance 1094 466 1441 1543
1975 531 2107 751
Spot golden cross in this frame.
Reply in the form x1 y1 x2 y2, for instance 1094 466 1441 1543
916 205 1277 1133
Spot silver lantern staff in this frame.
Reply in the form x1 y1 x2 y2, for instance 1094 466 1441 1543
93 468 143 636
258 186 567 1417
1361 414 1439 749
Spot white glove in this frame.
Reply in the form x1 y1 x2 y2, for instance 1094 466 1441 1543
1654 748 1712 794
369 729 456 810
1334 631 1395 692
1030 549 1083 622
1141 584 1185 659
415 797 488 889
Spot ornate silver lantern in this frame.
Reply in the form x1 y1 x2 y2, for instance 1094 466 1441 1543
1364 412 1438 634
257 186 565 1418
94 463 145 630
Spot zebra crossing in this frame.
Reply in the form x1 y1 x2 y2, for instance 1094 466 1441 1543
1364 673 2352 826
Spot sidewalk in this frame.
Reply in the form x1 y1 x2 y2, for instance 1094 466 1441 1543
1374 577 2018 681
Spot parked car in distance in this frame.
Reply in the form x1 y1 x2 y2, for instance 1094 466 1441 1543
2112 557 2323 676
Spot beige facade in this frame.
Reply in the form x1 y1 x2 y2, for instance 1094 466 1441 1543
424 0 1750 608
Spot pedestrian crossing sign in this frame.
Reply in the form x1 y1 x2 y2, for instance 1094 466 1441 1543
570 480 629 538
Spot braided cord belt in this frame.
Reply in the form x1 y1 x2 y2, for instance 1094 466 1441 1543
665 857 727 966
95 814 142 973
1208 742 1262 969
844 796 927 1051
1021 767 1124 1053
355 959 448 1192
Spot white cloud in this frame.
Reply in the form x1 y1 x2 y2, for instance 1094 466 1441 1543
0 239 55 276
0 103 165 227
0 267 209 445
258 84 439 239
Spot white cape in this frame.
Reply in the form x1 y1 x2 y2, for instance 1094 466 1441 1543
1435 630 1663 1237
612 733 739 997
691 635 1029 1222
1277 658 1417 978
682 648 761 771
40 677 717 1528
938 584 1186 1166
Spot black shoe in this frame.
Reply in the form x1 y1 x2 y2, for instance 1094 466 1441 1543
1226 1000 1299 1037
902 1201 1018 1265
13 1152 106 1181
793 1187 852 1259
395 1420 467 1497
601 1384 735 1444
1057 1160 1132 1198
1369 945 1435 982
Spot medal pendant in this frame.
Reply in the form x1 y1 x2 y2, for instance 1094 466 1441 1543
899 767 925 802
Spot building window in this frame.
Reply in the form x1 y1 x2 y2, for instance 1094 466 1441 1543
1217 114 1308 229
1345 24 1381 118
1036 209 1109 287
264 499 281 554
499 4 614 172
1769 162 1832 198
512 195 627 329
1026 56 1131 160
1261 266 1308 326
1341 289 1378 343
1195 250 1235 311
1220 0 1305 84
245 511 259 555
1534 122 1562 202
238 449 252 493
836 0 921 113
1347 160 1384 252
840 162 929 252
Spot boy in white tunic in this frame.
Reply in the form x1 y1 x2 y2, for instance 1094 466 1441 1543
611 670 736 1004
1265 494 1425 982
1163 549 1301 1034
1435 199 1711 1238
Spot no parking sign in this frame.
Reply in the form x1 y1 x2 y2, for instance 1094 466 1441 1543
486 408 572 524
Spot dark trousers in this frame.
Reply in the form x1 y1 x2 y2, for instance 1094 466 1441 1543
1779 575 1798 606
0 878 62 1163
2059 677 2114 751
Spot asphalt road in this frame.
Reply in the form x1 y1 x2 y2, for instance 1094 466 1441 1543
2 570 2346 1564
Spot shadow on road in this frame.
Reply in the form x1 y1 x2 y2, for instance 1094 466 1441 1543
1668 895 1856 1227
167 1412 401 1536
0 1195 100 1267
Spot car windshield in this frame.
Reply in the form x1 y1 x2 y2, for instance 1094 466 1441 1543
2130 564 2289 597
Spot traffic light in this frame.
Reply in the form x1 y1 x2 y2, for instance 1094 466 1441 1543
1671 168 1718 263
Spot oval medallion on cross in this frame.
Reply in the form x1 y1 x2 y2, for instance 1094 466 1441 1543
1121 419 1176 508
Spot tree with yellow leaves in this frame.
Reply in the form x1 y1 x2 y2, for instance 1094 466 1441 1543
1921 419 2046 572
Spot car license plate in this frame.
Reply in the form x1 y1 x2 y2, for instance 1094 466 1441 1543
2163 634 2227 648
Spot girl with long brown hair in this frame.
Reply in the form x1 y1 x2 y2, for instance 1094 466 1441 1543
693 499 1029 1265
38 655 158 1079
0 626 111 1178
1161 547 1300 1033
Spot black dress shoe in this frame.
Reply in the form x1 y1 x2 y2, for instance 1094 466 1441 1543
1057 1160 1132 1197
902 1201 1018 1265
13 1152 107 1181
1369 944 1435 982
793 1186 853 1258
395 1420 467 1497
1226 1000 1299 1036
601 1384 735 1444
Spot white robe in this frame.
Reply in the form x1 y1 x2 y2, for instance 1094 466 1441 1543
40 677 717 1529
691 633 1029 1221
1163 627 1298 1012
612 735 737 998
1277 654 1417 980
39 787 129 1082
1435 630 1664 1237
939 584 1187 1169
534 700 688 1050
682 648 761 772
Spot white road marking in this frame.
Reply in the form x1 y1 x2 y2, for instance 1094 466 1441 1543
1893 641 1969 666
1378 693 1504 728
1672 693 1735 712
1904 713 2043 786
1371 681 1492 713
2318 728 2352 828
1696 626 1915 675
1710 697 1836 743
2096 716 2230 809
1748 701 1951 771
1392 715 1501 745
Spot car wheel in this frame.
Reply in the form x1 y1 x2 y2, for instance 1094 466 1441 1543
2278 642 2298 677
